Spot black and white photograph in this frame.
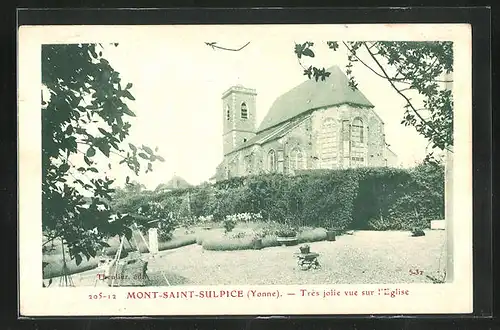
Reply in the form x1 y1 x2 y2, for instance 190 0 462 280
18 23 473 316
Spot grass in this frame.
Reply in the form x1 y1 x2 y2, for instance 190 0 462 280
49 229 447 286
43 224 334 278
43 227 200 279
156 229 447 285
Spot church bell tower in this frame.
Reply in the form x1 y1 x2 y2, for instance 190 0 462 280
221 85 257 155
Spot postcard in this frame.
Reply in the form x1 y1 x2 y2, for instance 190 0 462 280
18 23 472 316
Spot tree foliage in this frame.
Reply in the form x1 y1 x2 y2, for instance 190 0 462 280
294 41 454 153
42 43 165 264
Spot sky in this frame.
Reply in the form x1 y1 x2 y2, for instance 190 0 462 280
60 26 441 190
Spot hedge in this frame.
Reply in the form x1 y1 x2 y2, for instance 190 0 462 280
202 236 258 251
107 163 444 235
112 163 444 233
202 227 329 251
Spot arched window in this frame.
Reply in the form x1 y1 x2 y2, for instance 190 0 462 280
289 147 304 174
351 118 364 143
245 153 253 174
267 149 277 172
226 105 230 120
241 102 248 119
318 117 338 168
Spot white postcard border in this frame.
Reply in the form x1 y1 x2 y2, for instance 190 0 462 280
18 23 473 316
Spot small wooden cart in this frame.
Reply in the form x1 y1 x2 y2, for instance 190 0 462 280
294 252 321 270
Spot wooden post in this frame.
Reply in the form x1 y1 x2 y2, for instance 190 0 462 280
148 228 159 254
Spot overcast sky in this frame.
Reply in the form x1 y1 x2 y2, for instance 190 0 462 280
62 26 442 190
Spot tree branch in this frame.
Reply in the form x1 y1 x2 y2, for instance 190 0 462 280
76 140 127 159
296 57 307 70
205 41 251 52
362 43 452 152
342 42 411 85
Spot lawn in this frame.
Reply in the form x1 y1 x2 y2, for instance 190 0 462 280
49 229 446 286
42 222 327 279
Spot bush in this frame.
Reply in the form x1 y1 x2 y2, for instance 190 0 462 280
202 236 258 251
157 236 196 250
261 235 280 248
223 216 237 233
297 228 327 242
367 216 406 231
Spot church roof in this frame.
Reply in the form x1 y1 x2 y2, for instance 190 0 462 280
227 115 311 155
257 65 374 133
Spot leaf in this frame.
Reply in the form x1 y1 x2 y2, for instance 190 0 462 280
294 43 304 59
156 155 165 162
126 176 130 184
327 41 339 51
142 146 154 155
126 83 133 89
89 248 97 258
75 254 82 266
98 128 109 136
59 163 70 172
123 90 136 101
302 48 315 58
129 143 137 152
122 106 136 117
98 143 110 157
123 227 133 240
86 147 96 157
138 152 149 159
98 241 110 247
89 167 98 173
84 156 92 166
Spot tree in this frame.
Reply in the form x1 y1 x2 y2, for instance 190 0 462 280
293 41 453 155
42 43 165 265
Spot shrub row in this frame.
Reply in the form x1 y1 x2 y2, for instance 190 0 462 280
131 164 444 231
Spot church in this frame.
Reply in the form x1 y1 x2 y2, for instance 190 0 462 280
214 65 398 182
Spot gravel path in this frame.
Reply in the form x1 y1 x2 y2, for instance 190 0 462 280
57 230 446 286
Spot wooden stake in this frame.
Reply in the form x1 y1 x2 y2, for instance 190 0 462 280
111 235 125 287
